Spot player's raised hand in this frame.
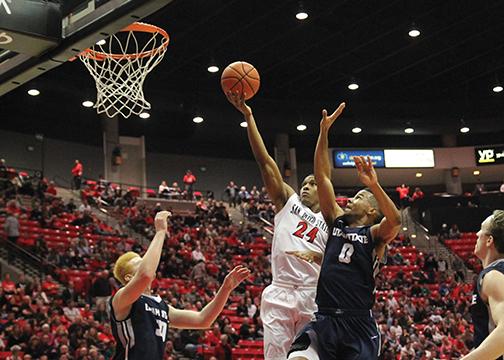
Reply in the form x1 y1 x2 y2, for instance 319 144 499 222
154 211 171 233
226 91 252 117
320 102 346 132
222 265 251 292
354 156 378 187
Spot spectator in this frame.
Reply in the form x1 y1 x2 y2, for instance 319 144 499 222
89 271 112 306
2 273 16 293
0 158 8 179
182 170 196 200
411 187 424 202
4 212 19 263
204 324 222 347
4 212 19 244
191 243 206 262
8 345 22 360
449 224 461 239
71 160 83 190
238 186 250 204
246 297 257 319
249 185 260 202
239 318 251 340
66 198 77 213
452 256 465 282
235 298 247 317
396 184 410 208
225 181 239 208
63 301 81 322
46 181 57 197
386 292 399 312
61 280 79 304
190 259 207 286
78 200 91 213
438 257 448 272
171 181 182 199
158 180 170 198
214 335 232 360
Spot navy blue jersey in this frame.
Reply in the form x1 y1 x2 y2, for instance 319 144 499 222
316 217 379 310
471 259 504 355
109 294 170 360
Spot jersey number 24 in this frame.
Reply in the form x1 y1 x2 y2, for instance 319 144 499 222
293 221 319 243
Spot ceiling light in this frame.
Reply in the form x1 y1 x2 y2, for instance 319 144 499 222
296 124 307 131
296 11 308 20
28 89 40 96
492 85 503 93
348 82 359 90
411 234 417 239
240 121 248 128
402 227 408 231
82 100 94 108
139 112 150 119
352 127 362 134
193 116 204 123
404 127 414 134
416 172 423 178
408 29 420 37
473 170 480 176
460 126 470 133
96 39 106 46
408 24 420 38
207 65 219 73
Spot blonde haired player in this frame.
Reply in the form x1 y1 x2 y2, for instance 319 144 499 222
462 210 504 360
227 93 328 360
110 211 250 360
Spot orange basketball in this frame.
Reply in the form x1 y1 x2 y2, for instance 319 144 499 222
221 61 260 100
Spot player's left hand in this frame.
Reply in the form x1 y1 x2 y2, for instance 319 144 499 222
354 156 378 187
286 250 322 264
222 265 251 292
154 211 172 233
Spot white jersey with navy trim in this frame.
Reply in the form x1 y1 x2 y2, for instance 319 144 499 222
271 193 329 286
109 294 169 360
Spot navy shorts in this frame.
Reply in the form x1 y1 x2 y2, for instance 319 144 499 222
288 310 381 360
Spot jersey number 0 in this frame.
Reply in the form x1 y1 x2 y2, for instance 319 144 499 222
155 320 167 342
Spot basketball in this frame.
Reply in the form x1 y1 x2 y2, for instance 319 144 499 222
221 61 260 100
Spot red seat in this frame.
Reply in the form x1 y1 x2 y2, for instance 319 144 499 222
238 340 263 348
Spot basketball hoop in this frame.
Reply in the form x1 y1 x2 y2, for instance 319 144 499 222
79 22 169 118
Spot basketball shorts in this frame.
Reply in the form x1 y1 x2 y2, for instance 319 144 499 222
287 309 381 360
260 282 318 360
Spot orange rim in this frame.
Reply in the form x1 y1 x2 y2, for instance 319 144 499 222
80 22 169 61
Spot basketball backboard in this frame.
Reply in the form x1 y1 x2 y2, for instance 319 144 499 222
0 0 174 96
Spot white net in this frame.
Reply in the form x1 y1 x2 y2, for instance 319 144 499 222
79 22 169 118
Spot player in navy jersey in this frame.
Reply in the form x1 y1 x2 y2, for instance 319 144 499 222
463 210 504 360
288 103 401 360
109 211 250 360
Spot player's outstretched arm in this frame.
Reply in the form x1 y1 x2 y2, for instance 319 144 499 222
354 156 401 247
227 93 294 211
314 103 346 225
462 270 504 360
112 211 171 316
169 265 251 329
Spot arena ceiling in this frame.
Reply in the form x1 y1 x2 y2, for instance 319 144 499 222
1 0 504 161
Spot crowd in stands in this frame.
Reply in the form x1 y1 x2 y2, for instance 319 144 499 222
0 166 486 360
